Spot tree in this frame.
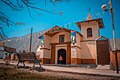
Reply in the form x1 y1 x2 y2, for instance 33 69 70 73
0 0 70 40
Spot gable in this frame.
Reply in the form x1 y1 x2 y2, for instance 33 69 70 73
45 26 71 37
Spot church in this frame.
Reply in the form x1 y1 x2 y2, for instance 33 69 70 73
1 13 120 69
36 13 110 65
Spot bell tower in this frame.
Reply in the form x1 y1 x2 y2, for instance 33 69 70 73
76 13 104 40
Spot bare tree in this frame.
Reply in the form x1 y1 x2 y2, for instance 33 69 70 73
0 0 70 40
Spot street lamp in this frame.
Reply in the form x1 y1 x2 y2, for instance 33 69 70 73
101 0 119 73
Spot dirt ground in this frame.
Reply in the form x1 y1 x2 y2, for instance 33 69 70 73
0 63 119 80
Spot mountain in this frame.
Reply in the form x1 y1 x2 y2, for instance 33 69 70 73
3 30 47 53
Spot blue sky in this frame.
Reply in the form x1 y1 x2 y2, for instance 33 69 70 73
0 0 120 39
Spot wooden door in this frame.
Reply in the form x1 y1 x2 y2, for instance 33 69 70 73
96 39 110 65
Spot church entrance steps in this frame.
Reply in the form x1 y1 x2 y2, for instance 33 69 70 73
42 64 97 68
96 65 110 70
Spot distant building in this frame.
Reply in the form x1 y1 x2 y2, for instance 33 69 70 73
0 42 16 59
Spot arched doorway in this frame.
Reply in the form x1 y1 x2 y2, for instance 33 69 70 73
57 49 66 64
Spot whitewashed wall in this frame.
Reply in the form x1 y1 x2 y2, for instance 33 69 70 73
81 21 100 40
50 31 70 43
80 41 96 59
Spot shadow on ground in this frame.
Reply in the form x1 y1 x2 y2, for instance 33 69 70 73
17 66 45 72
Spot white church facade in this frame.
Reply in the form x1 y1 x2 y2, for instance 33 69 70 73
36 13 110 65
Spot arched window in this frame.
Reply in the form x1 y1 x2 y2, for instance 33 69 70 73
87 28 92 38
59 35 65 43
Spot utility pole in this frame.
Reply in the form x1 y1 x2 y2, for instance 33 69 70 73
110 0 119 73
101 0 119 73
29 27 33 53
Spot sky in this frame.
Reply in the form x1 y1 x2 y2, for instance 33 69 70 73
0 0 120 39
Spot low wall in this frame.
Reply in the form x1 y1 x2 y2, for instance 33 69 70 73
110 51 120 70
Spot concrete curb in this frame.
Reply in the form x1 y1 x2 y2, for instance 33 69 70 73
45 69 120 78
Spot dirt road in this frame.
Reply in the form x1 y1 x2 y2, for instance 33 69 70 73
0 63 119 80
